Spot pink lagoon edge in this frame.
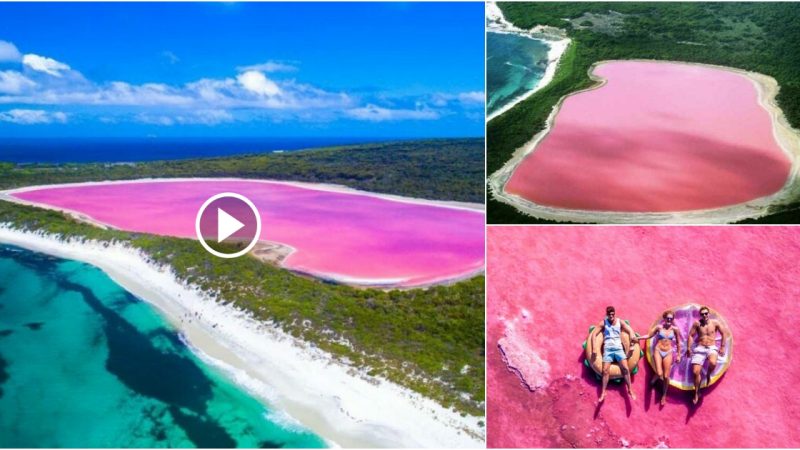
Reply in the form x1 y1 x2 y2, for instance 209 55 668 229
489 60 800 224
6 179 486 288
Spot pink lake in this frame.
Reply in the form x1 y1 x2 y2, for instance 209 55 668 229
487 227 800 448
12 179 485 287
505 61 792 212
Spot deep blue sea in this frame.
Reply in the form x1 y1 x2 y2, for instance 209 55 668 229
0 244 326 448
0 137 386 164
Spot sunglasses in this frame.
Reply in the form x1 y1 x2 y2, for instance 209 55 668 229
701 312 709 316
665 317 674 321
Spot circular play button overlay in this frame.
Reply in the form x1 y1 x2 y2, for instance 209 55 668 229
195 192 261 258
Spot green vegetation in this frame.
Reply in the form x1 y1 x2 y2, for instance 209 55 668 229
1 139 484 204
0 138 486 416
0 199 485 416
488 2 800 223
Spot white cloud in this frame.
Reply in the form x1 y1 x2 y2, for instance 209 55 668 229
431 91 485 107
22 54 71 77
136 109 234 126
0 71 36 94
188 109 234 125
0 108 67 124
237 61 297 73
458 91 485 104
161 51 180 64
135 113 175 126
185 78 237 102
237 70 281 97
0 48 455 125
95 82 191 106
0 41 22 62
345 104 440 122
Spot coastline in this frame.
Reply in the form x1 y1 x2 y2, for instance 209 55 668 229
485 2 571 122
0 225 485 448
488 59 800 224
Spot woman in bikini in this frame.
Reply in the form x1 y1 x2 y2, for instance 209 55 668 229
637 310 683 406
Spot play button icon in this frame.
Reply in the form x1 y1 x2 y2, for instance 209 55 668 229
217 208 244 243
196 192 261 258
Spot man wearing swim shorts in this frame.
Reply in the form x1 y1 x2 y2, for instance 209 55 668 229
590 306 638 403
687 305 729 404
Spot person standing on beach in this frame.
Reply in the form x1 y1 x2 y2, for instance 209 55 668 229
687 305 728 404
590 306 638 402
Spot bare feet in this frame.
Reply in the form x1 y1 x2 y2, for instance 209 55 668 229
660 395 666 406
598 392 606 403
629 390 637 401
693 392 699 405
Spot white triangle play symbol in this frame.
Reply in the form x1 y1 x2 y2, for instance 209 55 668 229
217 208 245 243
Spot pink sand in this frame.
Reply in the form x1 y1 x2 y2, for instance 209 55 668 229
487 227 800 448
12 180 485 287
505 61 792 212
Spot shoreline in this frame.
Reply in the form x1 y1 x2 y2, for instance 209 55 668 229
488 59 800 224
0 226 485 448
3 176 485 213
485 2 571 123
2 177 485 288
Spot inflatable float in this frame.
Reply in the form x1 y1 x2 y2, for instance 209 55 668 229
645 303 733 390
582 320 643 381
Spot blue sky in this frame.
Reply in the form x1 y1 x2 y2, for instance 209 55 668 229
0 2 484 138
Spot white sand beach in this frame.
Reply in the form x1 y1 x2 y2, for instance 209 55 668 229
486 2 572 122
0 226 485 448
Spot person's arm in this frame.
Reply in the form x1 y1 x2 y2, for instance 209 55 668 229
687 322 697 356
637 325 658 341
589 321 604 362
622 320 637 339
717 321 729 356
621 321 636 357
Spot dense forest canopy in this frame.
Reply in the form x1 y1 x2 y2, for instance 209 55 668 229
489 2 800 223
1 138 485 204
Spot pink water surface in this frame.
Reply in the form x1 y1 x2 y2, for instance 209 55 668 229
13 180 485 287
506 61 792 212
487 227 800 448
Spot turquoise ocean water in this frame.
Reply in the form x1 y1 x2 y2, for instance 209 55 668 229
486 31 550 117
0 244 326 448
